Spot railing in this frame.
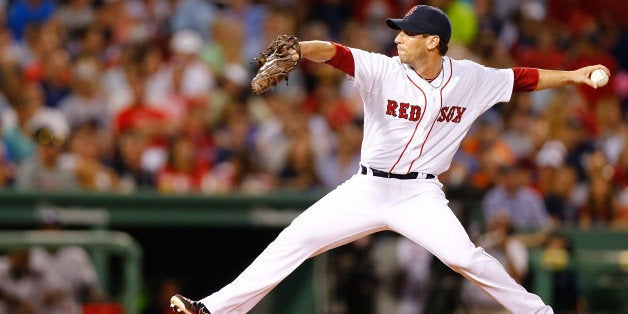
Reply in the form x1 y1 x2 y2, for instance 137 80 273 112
0 190 321 228
528 227 628 312
0 190 324 314
0 230 142 314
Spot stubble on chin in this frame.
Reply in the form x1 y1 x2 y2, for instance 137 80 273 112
398 52 408 64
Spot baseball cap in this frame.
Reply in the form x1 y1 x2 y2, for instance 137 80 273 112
386 5 452 44
171 29 203 54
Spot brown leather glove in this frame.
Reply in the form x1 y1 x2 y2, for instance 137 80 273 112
251 35 301 95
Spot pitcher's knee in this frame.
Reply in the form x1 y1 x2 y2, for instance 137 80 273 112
294 232 325 250
277 224 326 252
440 246 486 273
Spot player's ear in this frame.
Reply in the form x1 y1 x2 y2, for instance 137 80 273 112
427 35 440 50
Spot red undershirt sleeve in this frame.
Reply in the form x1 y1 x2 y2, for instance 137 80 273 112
324 42 355 77
512 67 539 92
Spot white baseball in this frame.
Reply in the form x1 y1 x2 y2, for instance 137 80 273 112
590 69 609 87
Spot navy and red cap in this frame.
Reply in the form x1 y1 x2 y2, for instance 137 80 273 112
386 5 452 44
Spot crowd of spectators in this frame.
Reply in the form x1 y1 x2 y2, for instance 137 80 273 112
0 0 626 232
0 1 626 313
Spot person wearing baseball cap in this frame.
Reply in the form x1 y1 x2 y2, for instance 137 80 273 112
171 5 610 314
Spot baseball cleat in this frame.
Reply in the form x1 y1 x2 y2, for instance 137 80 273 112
170 294 210 314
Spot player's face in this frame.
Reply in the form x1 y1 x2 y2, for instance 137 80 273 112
394 31 430 64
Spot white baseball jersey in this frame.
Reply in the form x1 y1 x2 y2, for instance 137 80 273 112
350 48 514 175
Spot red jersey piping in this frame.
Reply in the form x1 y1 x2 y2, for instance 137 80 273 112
417 58 454 162
388 77 428 174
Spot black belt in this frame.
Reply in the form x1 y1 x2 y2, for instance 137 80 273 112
360 165 435 180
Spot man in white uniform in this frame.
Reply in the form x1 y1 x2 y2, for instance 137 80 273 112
171 5 609 314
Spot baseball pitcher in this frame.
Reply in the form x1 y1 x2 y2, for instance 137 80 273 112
171 5 610 314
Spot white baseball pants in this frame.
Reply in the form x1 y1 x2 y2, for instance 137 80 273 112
201 174 553 314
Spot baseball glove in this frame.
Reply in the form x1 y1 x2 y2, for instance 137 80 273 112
251 35 301 95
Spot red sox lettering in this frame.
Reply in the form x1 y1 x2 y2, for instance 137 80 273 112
386 99 422 121
437 106 466 123
386 100 466 123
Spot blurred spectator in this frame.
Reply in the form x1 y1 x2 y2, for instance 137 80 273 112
459 214 529 314
614 145 628 226
38 43 73 109
340 19 386 54
569 31 617 108
394 237 432 314
16 20 71 109
93 0 150 47
513 27 566 70
544 166 580 226
177 100 215 168
306 0 353 41
580 150 617 228
540 232 586 313
0 248 79 314
170 0 218 41
206 63 249 129
143 42 189 129
315 119 362 191
535 140 568 195
31 210 103 306
0 94 15 187
53 0 95 38
222 0 268 64
0 25 22 85
112 130 155 192
202 149 275 194
278 134 320 192
21 81 70 140
542 88 596 182
331 236 378 314
1 80 68 164
124 0 172 44
0 142 10 188
7 0 57 41
59 121 119 192
460 113 516 191
212 99 256 162
254 93 300 175
500 95 537 160
100 44 140 116
113 68 169 141
156 134 208 194
72 23 107 61
593 96 626 165
167 29 215 104
58 54 110 129
302 74 356 131
201 15 245 76
350 0 397 49
482 160 552 231
15 126 78 191
265 101 321 192
1 102 36 165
